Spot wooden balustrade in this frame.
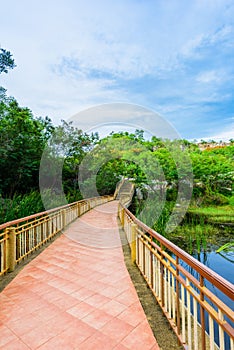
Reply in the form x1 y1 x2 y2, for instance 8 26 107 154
1 186 233 349
119 203 234 350
0 195 113 275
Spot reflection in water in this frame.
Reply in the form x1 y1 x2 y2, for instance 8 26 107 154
194 250 208 265
217 251 234 263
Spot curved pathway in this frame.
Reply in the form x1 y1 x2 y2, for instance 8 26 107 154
0 201 160 349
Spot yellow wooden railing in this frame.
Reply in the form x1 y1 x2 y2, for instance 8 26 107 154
113 178 125 199
1 183 233 350
114 178 135 207
0 195 113 275
119 203 234 350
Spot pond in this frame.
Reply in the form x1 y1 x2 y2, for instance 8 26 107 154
193 249 234 284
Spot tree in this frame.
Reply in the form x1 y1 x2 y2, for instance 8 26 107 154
0 48 16 74
39 120 98 200
0 99 54 196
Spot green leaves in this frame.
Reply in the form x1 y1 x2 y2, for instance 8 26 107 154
0 99 53 196
0 48 16 74
191 147 234 199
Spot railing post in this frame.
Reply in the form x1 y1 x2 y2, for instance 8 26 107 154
6 227 16 272
118 203 121 219
200 275 206 350
143 239 146 275
77 203 80 218
160 243 165 307
121 208 125 226
150 242 154 288
130 223 137 263
160 260 164 307
176 256 181 338
62 209 66 229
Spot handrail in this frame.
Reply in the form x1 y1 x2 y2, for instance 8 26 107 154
119 202 234 350
124 207 234 301
113 178 125 199
0 196 110 231
0 195 113 276
117 179 135 208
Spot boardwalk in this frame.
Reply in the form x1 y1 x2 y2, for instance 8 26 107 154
0 201 160 350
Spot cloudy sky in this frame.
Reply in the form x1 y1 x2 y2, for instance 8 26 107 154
1 0 234 140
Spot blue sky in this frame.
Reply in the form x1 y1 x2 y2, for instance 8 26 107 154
0 0 234 140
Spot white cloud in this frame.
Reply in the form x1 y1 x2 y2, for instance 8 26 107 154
196 70 225 84
181 35 205 58
181 24 234 59
200 126 234 142
69 103 180 139
0 0 234 139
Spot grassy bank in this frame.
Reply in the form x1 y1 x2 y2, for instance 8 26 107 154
188 205 234 224
170 203 234 254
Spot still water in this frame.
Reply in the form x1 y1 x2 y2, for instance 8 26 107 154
192 249 234 285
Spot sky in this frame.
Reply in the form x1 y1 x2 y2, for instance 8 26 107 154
1 0 234 140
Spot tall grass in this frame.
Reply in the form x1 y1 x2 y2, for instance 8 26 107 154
0 190 83 224
133 194 174 236
0 191 44 224
132 193 229 254
171 223 217 254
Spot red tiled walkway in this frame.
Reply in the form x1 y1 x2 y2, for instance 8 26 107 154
0 201 160 349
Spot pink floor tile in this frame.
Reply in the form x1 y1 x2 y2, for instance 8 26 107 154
1 339 30 350
117 302 147 327
100 317 134 342
78 331 117 350
98 285 124 298
114 344 131 350
19 316 69 349
85 293 111 308
40 288 69 303
30 302 60 322
54 294 81 311
67 301 95 319
85 280 111 293
82 309 113 329
0 305 29 323
121 320 157 350
0 325 18 347
29 282 58 296
71 287 95 301
115 288 138 307
6 313 43 336
100 299 127 317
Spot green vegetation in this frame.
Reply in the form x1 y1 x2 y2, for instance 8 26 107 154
0 192 44 223
0 48 233 259
188 205 234 224
1 95 233 231
216 242 234 253
0 48 16 74
216 242 234 263
0 49 97 221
